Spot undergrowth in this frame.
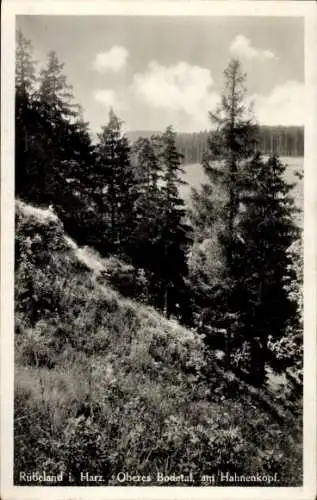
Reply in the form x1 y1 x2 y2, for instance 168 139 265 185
14 200 302 486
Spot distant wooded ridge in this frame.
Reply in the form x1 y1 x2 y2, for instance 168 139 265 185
126 126 304 163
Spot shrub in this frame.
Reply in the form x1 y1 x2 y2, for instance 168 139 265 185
14 201 303 486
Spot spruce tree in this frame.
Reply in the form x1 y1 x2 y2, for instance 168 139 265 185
130 128 192 320
128 136 164 301
15 29 38 199
38 50 77 120
233 154 300 385
54 106 97 245
36 50 78 204
35 51 95 228
15 35 96 246
94 110 137 257
16 30 36 101
158 126 192 321
132 136 161 191
190 60 300 384
190 59 258 362
206 59 258 267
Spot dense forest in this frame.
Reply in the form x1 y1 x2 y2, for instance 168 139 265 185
127 126 304 165
14 29 303 486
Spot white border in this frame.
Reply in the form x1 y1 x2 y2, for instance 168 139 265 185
1 2 316 500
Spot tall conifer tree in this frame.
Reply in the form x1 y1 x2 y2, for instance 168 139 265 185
15 29 38 199
94 110 137 257
233 154 300 384
16 35 96 245
129 136 164 299
190 59 258 360
190 60 300 385
158 127 192 321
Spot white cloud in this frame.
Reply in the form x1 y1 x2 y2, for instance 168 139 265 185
250 81 304 126
93 46 128 72
93 89 126 112
229 35 277 61
132 60 219 131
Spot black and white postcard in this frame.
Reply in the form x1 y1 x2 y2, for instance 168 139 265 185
1 1 316 500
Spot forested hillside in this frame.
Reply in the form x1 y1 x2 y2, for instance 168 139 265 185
14 30 303 486
127 126 304 164
15 199 302 485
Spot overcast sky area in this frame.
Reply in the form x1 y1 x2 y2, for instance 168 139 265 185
17 15 304 134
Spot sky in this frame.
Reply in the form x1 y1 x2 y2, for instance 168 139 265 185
17 15 304 133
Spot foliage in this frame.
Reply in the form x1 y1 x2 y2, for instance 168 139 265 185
14 200 302 485
15 30 96 245
93 110 138 257
155 127 193 321
267 237 303 391
189 60 301 388
129 128 192 322
174 127 304 164
189 59 258 362
14 31 303 485
230 154 300 384
15 31 193 325
128 135 166 306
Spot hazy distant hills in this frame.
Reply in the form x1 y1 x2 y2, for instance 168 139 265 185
125 126 304 162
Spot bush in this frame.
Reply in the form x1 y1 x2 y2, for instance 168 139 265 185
14 200 303 486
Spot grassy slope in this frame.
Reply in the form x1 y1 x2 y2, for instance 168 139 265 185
14 200 302 486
